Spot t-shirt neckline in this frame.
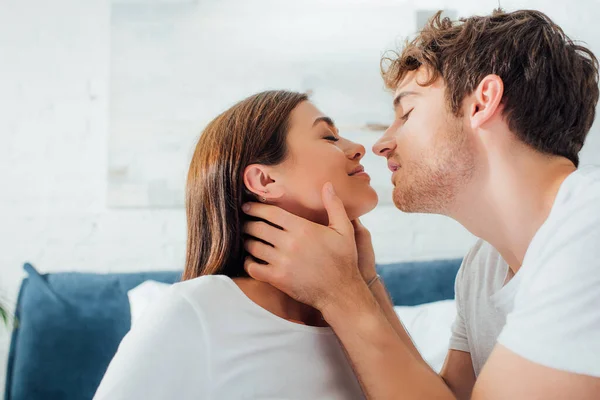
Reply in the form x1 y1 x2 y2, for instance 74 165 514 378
216 275 335 335
490 168 580 309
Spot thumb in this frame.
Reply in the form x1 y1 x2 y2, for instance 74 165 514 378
322 182 353 235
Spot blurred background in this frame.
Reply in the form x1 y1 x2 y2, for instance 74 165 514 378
1 0 599 396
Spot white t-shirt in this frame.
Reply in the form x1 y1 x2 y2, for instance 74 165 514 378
449 165 600 377
94 275 364 400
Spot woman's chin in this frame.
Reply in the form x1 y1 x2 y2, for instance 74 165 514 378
345 190 379 220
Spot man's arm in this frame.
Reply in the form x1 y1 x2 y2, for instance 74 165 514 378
440 350 476 400
322 281 456 399
367 274 476 399
327 285 600 400
368 278 428 366
473 345 600 400
353 218 477 397
351 219 429 368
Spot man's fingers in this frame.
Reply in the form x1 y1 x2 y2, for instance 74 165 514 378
322 182 353 236
244 257 273 284
243 221 283 247
242 202 297 231
351 218 370 237
244 238 277 265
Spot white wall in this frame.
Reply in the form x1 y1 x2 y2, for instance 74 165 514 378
1 0 599 397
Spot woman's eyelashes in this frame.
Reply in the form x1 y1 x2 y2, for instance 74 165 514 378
323 131 340 142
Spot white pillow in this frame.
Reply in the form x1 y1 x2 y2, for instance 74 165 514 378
394 300 456 373
127 280 172 328
127 281 456 373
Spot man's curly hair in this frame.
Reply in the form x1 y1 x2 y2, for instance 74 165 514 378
381 9 599 167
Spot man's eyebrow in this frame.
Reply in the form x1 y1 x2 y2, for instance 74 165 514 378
312 116 336 129
393 91 419 111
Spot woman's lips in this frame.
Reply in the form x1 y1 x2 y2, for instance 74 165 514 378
351 171 370 179
349 165 370 179
348 165 365 176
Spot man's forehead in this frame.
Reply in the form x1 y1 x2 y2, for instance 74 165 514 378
393 69 426 97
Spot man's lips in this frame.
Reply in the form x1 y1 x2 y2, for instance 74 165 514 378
387 160 401 172
348 165 365 176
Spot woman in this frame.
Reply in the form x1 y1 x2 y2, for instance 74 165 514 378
94 90 378 399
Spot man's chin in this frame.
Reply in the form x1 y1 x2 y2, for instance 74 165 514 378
391 187 410 212
392 185 423 213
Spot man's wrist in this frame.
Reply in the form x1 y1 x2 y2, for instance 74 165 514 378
320 277 380 328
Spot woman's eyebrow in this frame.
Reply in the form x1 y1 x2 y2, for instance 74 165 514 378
312 116 336 129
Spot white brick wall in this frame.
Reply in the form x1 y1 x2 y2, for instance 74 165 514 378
1 0 599 397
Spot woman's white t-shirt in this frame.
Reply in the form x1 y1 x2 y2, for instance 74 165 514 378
94 275 364 400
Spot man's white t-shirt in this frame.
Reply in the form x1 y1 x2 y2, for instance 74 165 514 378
449 165 600 377
94 275 364 400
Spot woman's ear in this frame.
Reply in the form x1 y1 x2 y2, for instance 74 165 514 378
243 164 284 201
469 74 504 130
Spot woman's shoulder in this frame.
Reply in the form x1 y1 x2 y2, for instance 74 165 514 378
129 275 233 334
166 274 238 311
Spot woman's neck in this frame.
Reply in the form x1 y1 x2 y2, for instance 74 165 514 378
232 277 327 327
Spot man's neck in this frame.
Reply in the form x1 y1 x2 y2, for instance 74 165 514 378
452 150 576 273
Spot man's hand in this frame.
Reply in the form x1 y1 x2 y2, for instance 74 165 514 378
352 219 377 283
242 182 364 311
244 184 456 400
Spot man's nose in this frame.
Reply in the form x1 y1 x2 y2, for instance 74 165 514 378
372 129 397 158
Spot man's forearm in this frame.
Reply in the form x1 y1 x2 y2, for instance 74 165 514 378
322 282 455 400
369 279 431 369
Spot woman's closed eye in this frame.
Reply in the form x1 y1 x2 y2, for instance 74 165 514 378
323 133 340 142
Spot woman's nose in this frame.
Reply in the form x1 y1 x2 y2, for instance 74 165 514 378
348 143 366 161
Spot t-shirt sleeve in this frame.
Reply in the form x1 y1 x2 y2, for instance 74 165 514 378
448 257 470 353
497 208 600 377
93 287 211 399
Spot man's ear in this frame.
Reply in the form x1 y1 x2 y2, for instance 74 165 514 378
469 74 504 130
243 164 284 201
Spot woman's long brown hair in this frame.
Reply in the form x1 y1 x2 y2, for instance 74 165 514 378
182 91 308 281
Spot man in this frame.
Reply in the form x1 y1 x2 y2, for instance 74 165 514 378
242 9 600 399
